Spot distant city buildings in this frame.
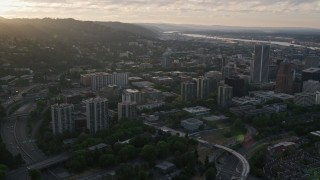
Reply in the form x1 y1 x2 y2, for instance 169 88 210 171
51 104 74 135
217 84 233 108
83 97 110 133
162 50 173 69
80 72 128 91
302 80 320 93
251 45 270 84
275 61 295 94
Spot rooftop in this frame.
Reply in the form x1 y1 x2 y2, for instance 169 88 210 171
183 106 211 113
303 68 320 73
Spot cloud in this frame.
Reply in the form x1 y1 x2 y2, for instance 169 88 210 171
2 0 320 28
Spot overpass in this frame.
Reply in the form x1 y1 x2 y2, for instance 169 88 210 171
144 123 250 180
27 153 71 170
198 139 250 180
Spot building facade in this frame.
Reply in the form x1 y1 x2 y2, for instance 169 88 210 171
251 45 270 84
51 104 74 135
84 97 109 133
181 81 196 102
275 61 295 94
118 102 137 120
218 84 233 108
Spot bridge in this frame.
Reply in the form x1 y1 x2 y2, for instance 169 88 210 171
27 153 71 170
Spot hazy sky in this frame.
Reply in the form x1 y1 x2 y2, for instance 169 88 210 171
1 0 320 28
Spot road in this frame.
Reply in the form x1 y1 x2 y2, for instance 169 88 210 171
144 122 250 180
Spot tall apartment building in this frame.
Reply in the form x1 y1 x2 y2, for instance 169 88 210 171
181 81 196 102
194 77 210 100
251 45 270 84
118 102 137 120
81 72 128 91
275 61 295 94
217 84 233 108
162 50 173 69
83 97 109 133
122 89 146 104
51 104 74 135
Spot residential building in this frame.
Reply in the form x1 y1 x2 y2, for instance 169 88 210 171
118 102 137 120
84 97 109 133
251 45 270 84
122 89 146 105
194 77 210 100
181 81 196 102
217 84 233 108
51 104 74 135
162 50 172 69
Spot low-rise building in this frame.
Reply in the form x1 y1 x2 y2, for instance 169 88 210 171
182 106 211 116
181 118 203 131
294 92 316 107
232 96 261 106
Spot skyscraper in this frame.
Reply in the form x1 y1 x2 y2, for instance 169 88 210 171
51 104 74 135
181 81 196 102
251 45 270 84
84 97 109 133
275 61 295 94
217 84 233 108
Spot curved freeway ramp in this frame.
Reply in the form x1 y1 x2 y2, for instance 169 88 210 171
197 139 250 180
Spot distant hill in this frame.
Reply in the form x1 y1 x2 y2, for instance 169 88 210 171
0 18 157 42
96 21 159 38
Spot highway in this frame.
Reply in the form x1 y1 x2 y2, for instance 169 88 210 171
1 103 47 164
144 122 250 180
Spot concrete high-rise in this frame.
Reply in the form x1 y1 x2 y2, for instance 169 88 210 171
217 84 233 108
162 50 172 69
251 45 270 84
181 81 196 102
118 102 137 121
122 89 146 105
194 77 210 100
275 61 295 94
51 104 74 135
84 97 109 133
225 76 245 97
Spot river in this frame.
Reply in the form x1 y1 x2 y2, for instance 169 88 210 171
181 33 320 50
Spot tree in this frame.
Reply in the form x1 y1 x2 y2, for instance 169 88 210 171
28 169 42 180
0 105 6 119
156 141 169 159
99 154 116 168
140 145 156 163
118 145 136 162
0 164 7 180
205 167 216 180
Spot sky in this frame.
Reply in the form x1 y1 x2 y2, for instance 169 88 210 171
0 0 320 28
